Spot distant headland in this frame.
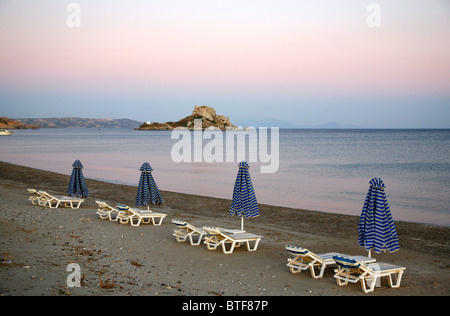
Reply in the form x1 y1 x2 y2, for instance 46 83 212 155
0 117 40 129
136 105 244 131
15 117 142 129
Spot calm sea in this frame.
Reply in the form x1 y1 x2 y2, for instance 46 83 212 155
1 128 449 227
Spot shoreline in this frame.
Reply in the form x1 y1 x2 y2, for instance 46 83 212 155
0 161 449 296
3 159 446 229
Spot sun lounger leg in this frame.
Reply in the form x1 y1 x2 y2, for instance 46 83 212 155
153 216 165 226
206 242 219 250
40 198 49 206
361 275 378 293
119 217 129 224
204 235 220 250
189 233 205 246
177 236 186 242
388 270 404 288
130 217 141 227
336 278 347 286
310 263 327 279
222 241 237 254
289 265 302 274
97 210 108 219
141 218 152 224
287 258 308 274
49 201 60 208
29 197 39 205
175 233 188 242
246 239 261 252
334 270 350 286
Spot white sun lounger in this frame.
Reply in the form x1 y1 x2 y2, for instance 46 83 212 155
333 255 406 293
95 200 124 221
172 219 207 246
285 245 376 279
39 191 84 209
203 226 262 254
116 204 167 227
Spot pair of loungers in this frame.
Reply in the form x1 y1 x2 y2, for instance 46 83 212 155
96 201 167 227
285 245 406 293
28 189 84 209
172 219 262 254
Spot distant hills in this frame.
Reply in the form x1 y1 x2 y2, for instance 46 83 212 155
3 115 358 130
233 118 359 129
16 117 143 129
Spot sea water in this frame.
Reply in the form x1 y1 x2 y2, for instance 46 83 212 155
1 128 449 226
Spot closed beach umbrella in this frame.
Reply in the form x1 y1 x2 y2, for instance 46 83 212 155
230 161 260 231
136 162 163 209
67 159 89 197
358 177 399 257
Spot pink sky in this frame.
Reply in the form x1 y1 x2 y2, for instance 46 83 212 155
0 0 449 127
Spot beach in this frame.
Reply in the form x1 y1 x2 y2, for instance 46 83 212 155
0 161 449 296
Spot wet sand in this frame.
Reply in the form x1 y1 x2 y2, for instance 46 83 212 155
0 162 448 296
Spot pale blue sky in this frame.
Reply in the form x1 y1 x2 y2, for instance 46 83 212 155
0 0 449 128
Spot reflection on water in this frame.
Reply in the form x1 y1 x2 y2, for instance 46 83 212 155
1 128 449 226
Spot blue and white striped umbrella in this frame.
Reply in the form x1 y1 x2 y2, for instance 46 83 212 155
67 160 89 197
358 177 399 257
230 161 260 230
136 162 163 208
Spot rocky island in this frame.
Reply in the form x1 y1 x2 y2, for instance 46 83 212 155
136 105 241 131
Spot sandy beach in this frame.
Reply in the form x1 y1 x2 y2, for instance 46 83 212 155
0 161 448 297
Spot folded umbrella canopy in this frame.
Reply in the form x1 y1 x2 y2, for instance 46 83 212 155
230 161 260 231
136 162 163 209
358 177 399 257
67 159 89 198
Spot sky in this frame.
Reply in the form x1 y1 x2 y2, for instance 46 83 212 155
0 0 449 128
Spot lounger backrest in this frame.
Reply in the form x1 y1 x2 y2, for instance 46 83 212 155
41 191 60 199
39 191 54 199
116 204 130 211
173 220 202 233
333 255 361 269
172 219 188 227
96 200 108 208
285 246 325 263
203 226 222 235
285 245 310 256
125 207 140 216
97 201 118 211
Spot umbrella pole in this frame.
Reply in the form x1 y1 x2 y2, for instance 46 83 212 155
241 217 244 232
368 249 372 258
